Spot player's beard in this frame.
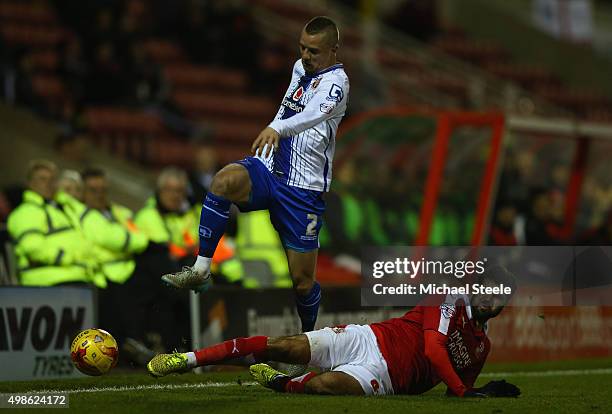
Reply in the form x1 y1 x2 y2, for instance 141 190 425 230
302 59 315 74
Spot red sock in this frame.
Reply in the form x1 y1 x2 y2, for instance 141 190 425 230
285 372 317 393
194 336 267 366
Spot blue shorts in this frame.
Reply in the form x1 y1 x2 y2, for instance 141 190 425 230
234 157 325 252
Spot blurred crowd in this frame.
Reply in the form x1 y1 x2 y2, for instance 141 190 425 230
2 0 286 136
490 145 612 246
1 131 610 367
0 139 293 365
322 136 611 254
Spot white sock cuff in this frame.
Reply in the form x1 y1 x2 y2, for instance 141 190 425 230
185 352 197 368
193 256 212 274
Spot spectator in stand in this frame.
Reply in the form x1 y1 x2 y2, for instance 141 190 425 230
13 50 45 112
125 43 168 107
0 191 11 224
179 0 213 64
58 36 89 105
497 149 537 217
86 8 119 51
187 144 219 205
84 42 127 104
133 168 211 350
79 167 156 363
489 199 518 245
6 160 99 287
524 188 557 245
577 210 612 245
57 169 84 201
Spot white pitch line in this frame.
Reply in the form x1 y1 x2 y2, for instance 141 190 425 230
480 368 612 377
20 381 258 395
12 368 612 395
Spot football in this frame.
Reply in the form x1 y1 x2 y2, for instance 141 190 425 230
70 328 119 376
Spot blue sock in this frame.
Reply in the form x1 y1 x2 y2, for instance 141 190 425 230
295 282 321 332
198 193 231 257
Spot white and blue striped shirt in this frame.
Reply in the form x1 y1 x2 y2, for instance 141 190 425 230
257 59 349 192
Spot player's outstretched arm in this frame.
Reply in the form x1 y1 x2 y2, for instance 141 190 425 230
424 330 472 397
251 126 280 158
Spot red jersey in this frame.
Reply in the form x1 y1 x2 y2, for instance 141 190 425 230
369 294 490 395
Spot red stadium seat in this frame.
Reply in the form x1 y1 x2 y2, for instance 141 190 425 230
432 37 506 65
376 49 424 72
0 23 66 47
84 108 165 136
172 91 277 119
253 0 319 24
203 119 263 143
141 39 185 64
26 49 59 72
534 86 610 112
164 64 248 92
485 63 558 89
30 74 65 101
0 1 56 24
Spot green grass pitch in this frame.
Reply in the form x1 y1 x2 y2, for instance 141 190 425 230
1 358 611 413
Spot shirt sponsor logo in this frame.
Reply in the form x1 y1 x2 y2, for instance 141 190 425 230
327 83 344 102
282 98 304 113
292 86 304 101
320 102 335 114
448 330 472 369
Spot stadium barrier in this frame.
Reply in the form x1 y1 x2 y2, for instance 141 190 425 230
0 287 95 381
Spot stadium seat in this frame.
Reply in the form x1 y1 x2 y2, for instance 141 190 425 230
141 39 185 64
0 23 66 47
164 64 248 92
485 63 558 90
199 119 262 144
0 1 56 25
30 74 66 102
84 108 165 136
26 49 59 72
254 0 319 24
432 36 507 65
172 91 277 119
376 49 424 72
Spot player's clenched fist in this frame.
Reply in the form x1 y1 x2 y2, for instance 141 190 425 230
251 127 280 158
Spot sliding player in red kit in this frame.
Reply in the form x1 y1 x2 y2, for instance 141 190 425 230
147 266 520 398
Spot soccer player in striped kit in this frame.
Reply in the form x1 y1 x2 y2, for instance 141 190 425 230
161 16 349 336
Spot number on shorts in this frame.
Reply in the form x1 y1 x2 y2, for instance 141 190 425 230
306 214 318 236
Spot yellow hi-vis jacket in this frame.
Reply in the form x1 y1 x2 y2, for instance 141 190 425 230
235 210 290 288
134 197 243 284
79 203 149 284
7 190 94 286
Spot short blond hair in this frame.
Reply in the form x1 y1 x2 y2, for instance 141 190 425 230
156 167 188 189
26 159 58 182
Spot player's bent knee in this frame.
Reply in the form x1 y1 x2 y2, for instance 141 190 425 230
267 335 310 364
304 375 333 395
210 165 250 200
